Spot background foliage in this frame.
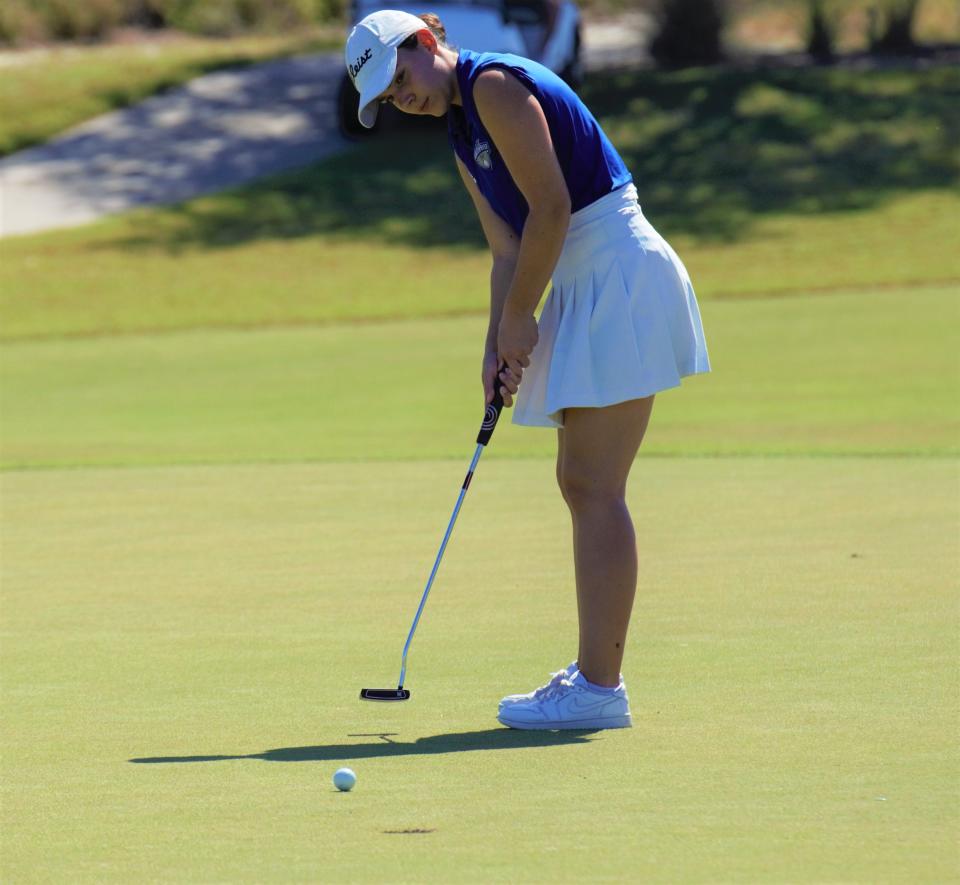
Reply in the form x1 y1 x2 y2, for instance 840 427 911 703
1 0 957 47
0 0 344 42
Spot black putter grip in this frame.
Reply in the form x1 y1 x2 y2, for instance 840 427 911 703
477 361 510 446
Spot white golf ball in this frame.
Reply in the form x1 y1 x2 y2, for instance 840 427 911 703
333 767 357 792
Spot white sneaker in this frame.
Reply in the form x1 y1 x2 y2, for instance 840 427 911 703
497 670 632 730
498 661 579 707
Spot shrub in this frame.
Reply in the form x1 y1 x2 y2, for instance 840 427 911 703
0 1 46 44
159 0 328 36
0 0 340 44
122 0 169 29
40 0 125 40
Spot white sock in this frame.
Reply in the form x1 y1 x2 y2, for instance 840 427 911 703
577 672 620 694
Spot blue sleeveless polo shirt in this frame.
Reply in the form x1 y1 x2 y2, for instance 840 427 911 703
448 49 632 237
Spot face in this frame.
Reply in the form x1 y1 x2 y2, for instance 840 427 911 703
377 32 451 118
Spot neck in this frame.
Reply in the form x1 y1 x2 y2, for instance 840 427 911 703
440 46 462 106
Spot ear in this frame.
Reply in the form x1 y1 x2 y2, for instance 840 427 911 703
416 28 438 52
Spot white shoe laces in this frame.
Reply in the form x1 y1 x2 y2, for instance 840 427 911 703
534 671 575 701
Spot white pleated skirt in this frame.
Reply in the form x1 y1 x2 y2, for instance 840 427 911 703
513 183 711 429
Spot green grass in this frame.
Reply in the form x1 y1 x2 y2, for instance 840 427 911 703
1 58 958 882
0 29 340 156
2 64 957 340
1 188 958 341
1 287 958 469
2 458 957 881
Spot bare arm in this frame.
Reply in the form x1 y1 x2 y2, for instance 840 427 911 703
472 68 571 376
454 156 519 356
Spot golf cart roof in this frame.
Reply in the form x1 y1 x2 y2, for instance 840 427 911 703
349 0 532 56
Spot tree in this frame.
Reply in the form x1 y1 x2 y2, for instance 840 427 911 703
870 0 920 54
807 0 834 62
650 0 727 68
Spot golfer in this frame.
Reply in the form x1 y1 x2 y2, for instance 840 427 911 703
345 10 709 729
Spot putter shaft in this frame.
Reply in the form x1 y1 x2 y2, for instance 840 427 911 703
397 442 485 689
361 365 508 702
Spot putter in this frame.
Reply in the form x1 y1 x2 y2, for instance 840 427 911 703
360 365 510 702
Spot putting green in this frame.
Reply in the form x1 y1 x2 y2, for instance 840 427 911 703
1 457 957 881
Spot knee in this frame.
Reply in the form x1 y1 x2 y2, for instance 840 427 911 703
558 469 625 515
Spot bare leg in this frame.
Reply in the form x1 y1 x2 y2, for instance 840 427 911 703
557 397 654 687
556 427 582 665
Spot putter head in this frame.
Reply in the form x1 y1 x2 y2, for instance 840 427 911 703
360 688 411 702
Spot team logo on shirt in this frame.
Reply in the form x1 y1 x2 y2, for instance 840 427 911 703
473 139 493 171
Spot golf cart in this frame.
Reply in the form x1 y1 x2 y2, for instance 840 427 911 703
338 0 583 137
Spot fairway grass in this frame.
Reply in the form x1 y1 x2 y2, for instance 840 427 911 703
1 187 957 342
2 458 957 882
2 286 958 468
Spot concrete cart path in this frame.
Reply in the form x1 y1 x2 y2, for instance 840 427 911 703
0 15 651 239
0 54 348 238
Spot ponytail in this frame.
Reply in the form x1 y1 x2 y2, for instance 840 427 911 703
398 12 450 49
417 12 447 45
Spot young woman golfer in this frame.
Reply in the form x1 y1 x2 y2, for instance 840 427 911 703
346 10 709 730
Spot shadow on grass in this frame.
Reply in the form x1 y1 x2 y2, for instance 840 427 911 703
111 61 959 253
586 62 959 239
129 728 600 763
